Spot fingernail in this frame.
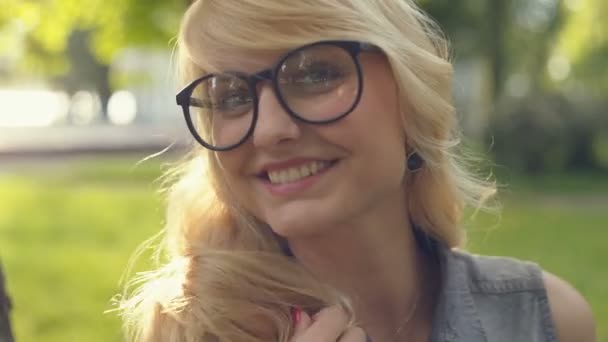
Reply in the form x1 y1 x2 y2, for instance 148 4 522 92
291 307 301 325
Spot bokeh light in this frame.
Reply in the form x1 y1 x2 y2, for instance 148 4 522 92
108 90 137 126
0 90 69 127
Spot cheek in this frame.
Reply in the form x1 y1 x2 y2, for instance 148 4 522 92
355 65 404 141
340 80 405 159
353 130 406 188
337 69 407 185
215 151 257 206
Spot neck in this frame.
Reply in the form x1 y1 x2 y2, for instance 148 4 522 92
286 192 438 341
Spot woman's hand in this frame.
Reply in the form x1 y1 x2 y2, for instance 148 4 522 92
290 306 369 342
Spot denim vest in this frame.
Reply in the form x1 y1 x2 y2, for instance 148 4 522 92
428 242 558 341
284 229 558 341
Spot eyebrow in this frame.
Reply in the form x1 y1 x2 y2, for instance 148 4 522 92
210 51 284 75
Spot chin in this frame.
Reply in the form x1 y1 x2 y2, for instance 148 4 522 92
263 202 346 238
266 216 319 238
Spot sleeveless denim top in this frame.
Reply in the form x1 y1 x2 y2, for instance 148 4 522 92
282 229 558 341
423 234 558 341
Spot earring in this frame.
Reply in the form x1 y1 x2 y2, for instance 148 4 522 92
406 152 423 171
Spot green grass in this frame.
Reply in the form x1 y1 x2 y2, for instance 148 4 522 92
466 195 607 339
0 158 606 341
0 158 166 342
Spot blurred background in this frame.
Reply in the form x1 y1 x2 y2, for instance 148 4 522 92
0 0 606 341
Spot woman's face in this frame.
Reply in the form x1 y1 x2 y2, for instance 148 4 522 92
213 46 409 238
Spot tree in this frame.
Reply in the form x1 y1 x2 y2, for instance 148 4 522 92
553 0 608 94
0 0 187 120
420 0 567 102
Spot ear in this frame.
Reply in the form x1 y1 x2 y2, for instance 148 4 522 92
406 152 423 171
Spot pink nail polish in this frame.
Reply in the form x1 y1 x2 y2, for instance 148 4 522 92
291 307 301 325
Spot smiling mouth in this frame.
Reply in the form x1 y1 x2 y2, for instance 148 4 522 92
258 160 338 185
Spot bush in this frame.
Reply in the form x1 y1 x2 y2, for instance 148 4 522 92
487 93 604 173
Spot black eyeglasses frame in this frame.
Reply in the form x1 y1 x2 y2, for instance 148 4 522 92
176 40 381 151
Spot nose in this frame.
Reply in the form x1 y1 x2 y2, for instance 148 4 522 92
252 82 302 148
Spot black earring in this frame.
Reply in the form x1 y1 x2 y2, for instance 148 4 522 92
406 152 423 171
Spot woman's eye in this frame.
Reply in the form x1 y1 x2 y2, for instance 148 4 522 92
189 97 212 108
209 92 253 118
297 67 344 84
280 65 347 95
216 93 252 109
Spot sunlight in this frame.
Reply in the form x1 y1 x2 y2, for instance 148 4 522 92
69 91 100 125
548 55 571 81
0 89 69 127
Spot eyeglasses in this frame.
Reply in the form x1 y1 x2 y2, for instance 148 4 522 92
176 40 380 151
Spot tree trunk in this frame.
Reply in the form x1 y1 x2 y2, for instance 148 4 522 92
487 0 508 103
0 263 14 342
64 29 112 122
97 64 112 122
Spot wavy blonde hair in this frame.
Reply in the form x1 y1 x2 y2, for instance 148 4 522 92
119 1 496 341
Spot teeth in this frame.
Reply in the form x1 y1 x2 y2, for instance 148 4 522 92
299 165 311 177
268 161 329 184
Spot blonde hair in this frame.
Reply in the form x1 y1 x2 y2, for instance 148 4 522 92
119 1 496 341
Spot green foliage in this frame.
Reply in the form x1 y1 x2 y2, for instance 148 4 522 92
556 0 608 94
0 159 606 341
421 0 608 101
419 0 487 55
0 0 186 76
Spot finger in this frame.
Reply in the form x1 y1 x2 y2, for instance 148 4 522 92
337 326 367 342
291 309 312 339
303 306 349 341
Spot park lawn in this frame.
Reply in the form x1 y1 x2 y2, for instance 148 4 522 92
0 158 166 342
466 194 607 339
0 159 606 341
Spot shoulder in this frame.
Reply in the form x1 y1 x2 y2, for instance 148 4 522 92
442 249 596 340
439 250 556 338
450 249 546 292
542 270 596 342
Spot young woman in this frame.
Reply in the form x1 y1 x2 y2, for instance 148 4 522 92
120 1 596 341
